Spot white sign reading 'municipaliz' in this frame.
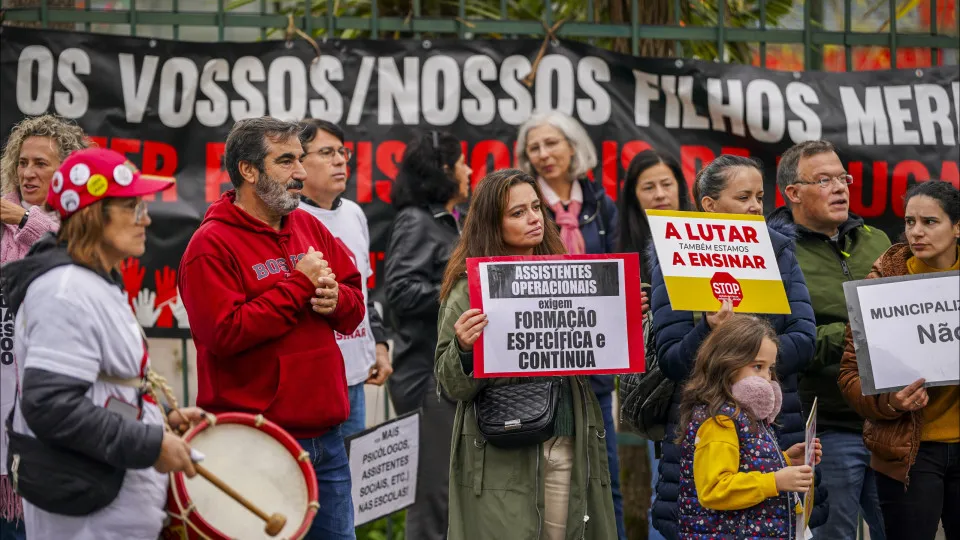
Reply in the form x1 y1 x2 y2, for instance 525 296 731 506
347 411 420 526
844 271 960 395
466 254 645 378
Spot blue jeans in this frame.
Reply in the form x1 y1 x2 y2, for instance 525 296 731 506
647 440 667 540
297 427 355 540
813 429 885 540
597 391 626 540
342 383 366 439
0 518 25 540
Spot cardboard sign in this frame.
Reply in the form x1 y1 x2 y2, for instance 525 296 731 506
844 271 960 395
466 254 644 378
346 411 420 526
797 397 818 540
646 210 789 314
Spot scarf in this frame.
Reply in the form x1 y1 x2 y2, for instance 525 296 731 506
550 200 586 255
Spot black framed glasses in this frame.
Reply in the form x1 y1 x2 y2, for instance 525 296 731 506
794 174 854 189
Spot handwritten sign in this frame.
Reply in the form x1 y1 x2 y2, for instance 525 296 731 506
646 210 789 314
844 271 960 394
346 411 420 526
466 254 644 378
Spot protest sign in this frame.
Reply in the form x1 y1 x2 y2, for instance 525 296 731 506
844 271 960 395
646 210 790 314
466 254 644 378
797 397 818 540
346 411 420 526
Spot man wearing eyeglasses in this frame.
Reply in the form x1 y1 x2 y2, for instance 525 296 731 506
297 119 393 440
769 140 891 540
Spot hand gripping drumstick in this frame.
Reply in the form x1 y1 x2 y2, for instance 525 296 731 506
145 371 288 537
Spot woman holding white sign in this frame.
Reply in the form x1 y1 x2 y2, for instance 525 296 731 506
434 169 616 540
648 155 818 539
838 180 960 540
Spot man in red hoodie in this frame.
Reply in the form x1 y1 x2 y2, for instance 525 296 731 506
178 116 365 539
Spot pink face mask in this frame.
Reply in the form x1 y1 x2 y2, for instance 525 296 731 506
731 376 783 423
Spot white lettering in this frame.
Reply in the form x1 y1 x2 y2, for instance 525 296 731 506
840 86 890 145
158 57 199 128
421 55 460 126
54 48 90 119
118 53 159 123
462 55 497 125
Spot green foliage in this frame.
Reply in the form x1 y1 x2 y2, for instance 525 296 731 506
355 511 407 540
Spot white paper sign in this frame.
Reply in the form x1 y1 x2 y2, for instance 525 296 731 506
347 411 420 526
844 271 960 394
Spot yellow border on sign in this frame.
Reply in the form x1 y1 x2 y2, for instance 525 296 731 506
663 276 791 314
646 209 767 222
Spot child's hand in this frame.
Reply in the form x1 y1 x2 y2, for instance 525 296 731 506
774 465 813 492
785 439 822 466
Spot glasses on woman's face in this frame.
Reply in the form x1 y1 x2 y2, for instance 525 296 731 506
110 199 149 223
310 146 353 162
794 174 854 189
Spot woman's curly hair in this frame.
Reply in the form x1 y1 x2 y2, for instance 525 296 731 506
1 114 90 197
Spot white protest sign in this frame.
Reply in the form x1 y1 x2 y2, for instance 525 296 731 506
466 254 644 378
844 271 960 394
797 398 817 540
347 411 420 526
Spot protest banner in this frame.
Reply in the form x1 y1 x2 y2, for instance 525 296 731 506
843 271 960 395
797 397 818 540
346 411 420 526
646 210 790 314
2 27 956 338
466 254 644 378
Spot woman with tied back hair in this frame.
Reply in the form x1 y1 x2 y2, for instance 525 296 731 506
384 130 472 540
839 180 960 540
435 168 616 540
647 155 817 539
0 114 89 539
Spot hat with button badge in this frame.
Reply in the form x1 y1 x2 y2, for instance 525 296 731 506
47 148 175 219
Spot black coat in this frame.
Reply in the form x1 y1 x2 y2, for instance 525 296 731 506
383 204 461 414
648 219 817 539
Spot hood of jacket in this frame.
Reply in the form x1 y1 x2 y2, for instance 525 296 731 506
0 233 75 314
767 205 867 242
203 190 299 240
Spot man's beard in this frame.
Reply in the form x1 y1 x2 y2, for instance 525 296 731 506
255 172 301 216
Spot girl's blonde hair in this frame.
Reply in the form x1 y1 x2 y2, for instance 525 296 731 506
676 315 779 442
1 114 90 198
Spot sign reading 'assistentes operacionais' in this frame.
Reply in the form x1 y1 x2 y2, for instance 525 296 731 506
646 210 790 314
466 254 644 378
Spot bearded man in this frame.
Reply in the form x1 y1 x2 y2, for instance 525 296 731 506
178 116 365 539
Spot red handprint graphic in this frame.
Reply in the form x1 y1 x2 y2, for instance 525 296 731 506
154 267 178 328
120 258 146 310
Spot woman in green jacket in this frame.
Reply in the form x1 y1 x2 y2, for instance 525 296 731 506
434 168 617 540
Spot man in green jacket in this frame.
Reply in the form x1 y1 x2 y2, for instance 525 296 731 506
770 140 891 540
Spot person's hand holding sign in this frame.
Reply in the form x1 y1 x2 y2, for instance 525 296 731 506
706 298 734 329
455 309 488 351
887 378 929 412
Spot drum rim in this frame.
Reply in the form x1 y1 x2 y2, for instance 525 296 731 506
169 412 320 540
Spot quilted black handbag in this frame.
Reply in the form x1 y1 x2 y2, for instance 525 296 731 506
474 379 561 449
619 313 675 442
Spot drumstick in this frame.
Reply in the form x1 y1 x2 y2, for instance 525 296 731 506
193 463 288 536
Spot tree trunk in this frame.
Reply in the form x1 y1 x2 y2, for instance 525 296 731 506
605 0 675 56
618 425 654 539
2 0 77 30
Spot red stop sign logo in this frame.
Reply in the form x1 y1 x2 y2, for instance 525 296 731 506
710 272 743 307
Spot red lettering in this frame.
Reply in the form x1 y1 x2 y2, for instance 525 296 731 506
681 145 715 205
351 142 373 203
89 136 107 149
891 160 931 217
110 138 141 160
205 142 228 203
141 142 178 202
848 161 888 218
470 140 510 190
940 161 960 187
367 251 385 290
376 141 404 204
621 141 652 170
753 255 766 269
743 226 759 243
665 222 682 240
601 140 619 200
672 251 685 265
721 146 750 157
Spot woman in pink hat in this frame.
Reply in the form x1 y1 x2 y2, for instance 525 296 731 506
1 147 203 540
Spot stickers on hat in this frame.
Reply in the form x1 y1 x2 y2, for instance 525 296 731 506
113 164 134 186
51 171 64 194
60 189 80 213
87 174 108 197
69 163 91 186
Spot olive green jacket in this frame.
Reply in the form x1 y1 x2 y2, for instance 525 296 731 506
434 278 617 540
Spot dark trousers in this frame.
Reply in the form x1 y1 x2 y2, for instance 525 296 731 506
875 441 960 540
405 380 457 540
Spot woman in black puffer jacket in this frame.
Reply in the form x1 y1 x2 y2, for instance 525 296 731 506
648 156 817 539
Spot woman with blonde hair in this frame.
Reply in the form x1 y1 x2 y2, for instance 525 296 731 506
0 114 89 539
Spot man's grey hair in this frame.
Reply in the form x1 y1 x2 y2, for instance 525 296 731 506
224 116 302 189
776 140 837 206
515 111 598 180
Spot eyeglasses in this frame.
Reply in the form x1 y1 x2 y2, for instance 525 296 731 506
525 138 566 158
794 174 854 189
310 146 353 162
108 199 149 222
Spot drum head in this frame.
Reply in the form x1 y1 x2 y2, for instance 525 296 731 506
177 416 314 539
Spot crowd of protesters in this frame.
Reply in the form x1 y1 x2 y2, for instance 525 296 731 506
0 111 956 540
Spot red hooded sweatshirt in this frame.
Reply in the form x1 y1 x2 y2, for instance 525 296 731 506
178 190 364 439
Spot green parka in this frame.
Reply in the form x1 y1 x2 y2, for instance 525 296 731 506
434 278 617 540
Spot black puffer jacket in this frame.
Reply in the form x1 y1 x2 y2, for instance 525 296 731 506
648 219 818 539
383 204 461 415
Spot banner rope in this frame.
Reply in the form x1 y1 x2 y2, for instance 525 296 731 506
523 19 567 88
285 12 322 65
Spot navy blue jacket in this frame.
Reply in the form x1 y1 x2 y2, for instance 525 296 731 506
543 177 618 395
648 218 816 539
